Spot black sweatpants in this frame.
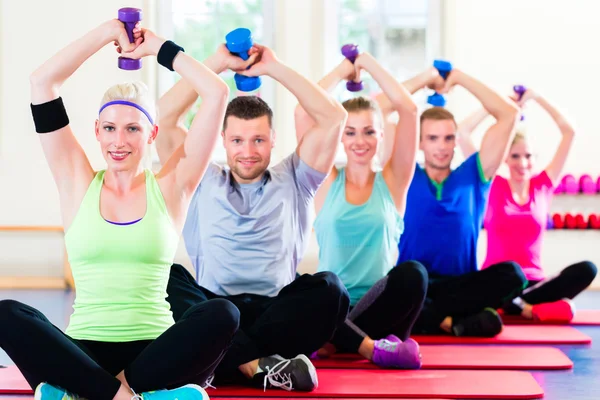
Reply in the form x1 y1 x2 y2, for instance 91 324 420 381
412 261 527 334
505 260 597 313
331 261 428 352
0 298 239 400
166 264 350 382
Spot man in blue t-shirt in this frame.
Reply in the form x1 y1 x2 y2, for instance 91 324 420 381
155 44 350 391
383 66 528 337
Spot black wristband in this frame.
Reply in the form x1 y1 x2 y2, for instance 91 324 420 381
157 40 185 71
30 97 70 134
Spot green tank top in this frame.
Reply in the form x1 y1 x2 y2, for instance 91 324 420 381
65 170 179 342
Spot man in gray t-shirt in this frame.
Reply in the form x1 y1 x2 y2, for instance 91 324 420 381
157 44 350 391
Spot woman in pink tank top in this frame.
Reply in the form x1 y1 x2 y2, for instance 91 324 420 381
457 87 596 323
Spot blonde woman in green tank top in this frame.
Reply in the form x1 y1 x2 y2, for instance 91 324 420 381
294 51 433 368
0 18 257 400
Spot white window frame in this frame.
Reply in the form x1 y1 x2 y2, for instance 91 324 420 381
323 0 443 166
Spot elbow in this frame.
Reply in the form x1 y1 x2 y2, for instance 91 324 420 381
395 101 418 118
498 103 520 131
29 69 52 91
216 80 230 101
316 101 348 131
332 102 348 126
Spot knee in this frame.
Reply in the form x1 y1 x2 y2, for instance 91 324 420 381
496 261 528 290
0 300 24 320
185 299 240 336
311 272 350 312
571 261 598 284
389 261 428 299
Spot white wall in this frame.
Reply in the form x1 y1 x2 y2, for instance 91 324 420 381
441 0 600 176
2 0 600 289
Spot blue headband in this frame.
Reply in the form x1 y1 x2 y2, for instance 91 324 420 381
99 100 155 125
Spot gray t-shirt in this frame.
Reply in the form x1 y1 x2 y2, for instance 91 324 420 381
182 152 327 297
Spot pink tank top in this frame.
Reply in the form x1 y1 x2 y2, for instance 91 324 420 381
482 171 554 281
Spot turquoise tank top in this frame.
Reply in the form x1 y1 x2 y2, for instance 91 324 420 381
64 170 179 342
315 168 403 305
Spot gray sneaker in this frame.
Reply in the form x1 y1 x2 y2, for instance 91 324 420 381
255 354 318 392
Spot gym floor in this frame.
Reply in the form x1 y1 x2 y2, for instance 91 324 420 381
0 289 598 400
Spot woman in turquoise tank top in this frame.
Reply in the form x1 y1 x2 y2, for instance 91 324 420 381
0 18 252 400
294 50 427 368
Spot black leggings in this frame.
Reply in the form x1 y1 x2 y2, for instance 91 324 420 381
505 261 597 313
0 299 239 400
413 261 527 334
331 261 428 352
166 264 349 382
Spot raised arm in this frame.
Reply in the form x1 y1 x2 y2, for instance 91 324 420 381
376 67 444 165
29 19 140 227
352 53 418 208
242 45 347 173
155 45 256 166
293 58 355 145
444 70 520 179
519 90 575 183
456 108 489 159
124 31 230 197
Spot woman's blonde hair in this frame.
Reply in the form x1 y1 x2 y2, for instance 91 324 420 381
512 131 526 147
100 81 157 127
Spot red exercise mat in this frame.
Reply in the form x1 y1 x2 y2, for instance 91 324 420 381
312 345 572 370
502 309 600 326
0 366 31 394
0 365 543 399
207 369 544 399
411 325 591 344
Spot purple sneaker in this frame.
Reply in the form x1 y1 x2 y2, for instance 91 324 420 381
372 337 422 369
385 334 402 343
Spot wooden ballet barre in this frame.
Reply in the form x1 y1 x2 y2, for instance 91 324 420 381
0 225 73 289
0 225 63 232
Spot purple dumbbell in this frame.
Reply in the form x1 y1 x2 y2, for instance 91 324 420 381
580 174 596 194
513 85 526 121
118 7 142 70
341 44 363 92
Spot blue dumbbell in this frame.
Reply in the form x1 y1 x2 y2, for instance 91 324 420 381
225 28 261 92
427 59 453 107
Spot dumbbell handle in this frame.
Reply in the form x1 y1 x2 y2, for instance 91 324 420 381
341 44 363 92
513 85 527 101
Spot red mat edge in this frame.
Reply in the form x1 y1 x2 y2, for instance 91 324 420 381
501 309 600 326
312 345 573 370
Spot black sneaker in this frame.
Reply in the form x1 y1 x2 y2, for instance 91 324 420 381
254 354 318 392
452 308 503 337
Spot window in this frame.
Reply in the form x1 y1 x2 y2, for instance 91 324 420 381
326 0 442 164
155 0 275 164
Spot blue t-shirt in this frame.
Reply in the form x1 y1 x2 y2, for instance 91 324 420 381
314 168 403 305
182 152 327 297
397 153 491 276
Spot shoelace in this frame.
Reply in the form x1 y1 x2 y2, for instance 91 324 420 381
263 358 293 392
203 375 216 389
375 339 398 352
130 389 143 400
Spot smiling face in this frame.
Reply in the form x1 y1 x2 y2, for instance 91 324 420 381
223 115 274 183
506 133 534 182
419 107 457 171
96 104 156 172
343 110 383 166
